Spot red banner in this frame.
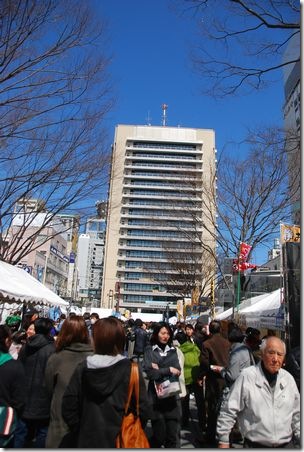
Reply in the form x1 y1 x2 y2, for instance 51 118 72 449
233 259 257 272
239 242 252 261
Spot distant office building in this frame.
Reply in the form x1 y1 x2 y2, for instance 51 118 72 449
76 218 106 305
101 123 216 313
57 213 80 300
282 33 300 225
10 199 69 295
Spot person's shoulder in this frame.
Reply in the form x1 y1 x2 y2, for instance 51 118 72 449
238 362 258 379
1 358 25 375
279 366 299 384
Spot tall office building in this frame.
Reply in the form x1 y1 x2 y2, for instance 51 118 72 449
282 33 300 225
77 217 106 305
101 123 216 313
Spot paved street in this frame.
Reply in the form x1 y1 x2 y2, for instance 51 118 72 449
179 397 243 449
146 396 243 448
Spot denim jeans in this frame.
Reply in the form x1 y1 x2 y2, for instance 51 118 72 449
13 418 48 448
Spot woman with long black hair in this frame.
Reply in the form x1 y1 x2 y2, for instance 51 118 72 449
143 321 182 448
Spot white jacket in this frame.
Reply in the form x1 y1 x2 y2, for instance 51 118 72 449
217 362 300 447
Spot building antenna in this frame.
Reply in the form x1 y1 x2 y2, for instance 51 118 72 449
146 110 152 126
161 103 168 127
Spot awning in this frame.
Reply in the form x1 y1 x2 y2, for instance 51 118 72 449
0 260 68 307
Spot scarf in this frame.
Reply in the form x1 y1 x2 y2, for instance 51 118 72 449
0 352 13 367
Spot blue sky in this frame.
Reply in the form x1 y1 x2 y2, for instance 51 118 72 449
92 0 288 263
97 0 285 146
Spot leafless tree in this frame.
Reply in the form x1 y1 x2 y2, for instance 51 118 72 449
173 0 300 97
154 126 297 285
0 0 114 263
152 244 216 300
205 126 297 268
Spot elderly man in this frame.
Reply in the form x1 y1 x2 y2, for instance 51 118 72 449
217 336 300 448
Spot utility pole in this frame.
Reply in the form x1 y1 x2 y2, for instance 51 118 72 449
210 278 215 319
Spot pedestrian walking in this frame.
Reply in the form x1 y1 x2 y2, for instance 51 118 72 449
198 320 230 444
61 316 150 448
175 331 205 433
133 318 149 361
44 315 94 447
15 317 55 447
0 325 26 447
215 326 261 388
213 325 261 446
217 336 300 448
143 322 182 448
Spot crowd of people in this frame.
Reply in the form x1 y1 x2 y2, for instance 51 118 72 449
0 308 300 448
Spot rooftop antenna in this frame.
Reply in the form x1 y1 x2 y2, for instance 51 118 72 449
161 103 168 126
146 110 152 126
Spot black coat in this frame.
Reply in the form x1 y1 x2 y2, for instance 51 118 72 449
143 344 181 420
0 358 26 417
134 327 148 355
62 357 151 448
18 334 55 419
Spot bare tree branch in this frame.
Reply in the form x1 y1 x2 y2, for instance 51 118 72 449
0 0 114 263
173 0 300 97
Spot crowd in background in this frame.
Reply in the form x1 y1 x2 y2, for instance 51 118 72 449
0 307 300 448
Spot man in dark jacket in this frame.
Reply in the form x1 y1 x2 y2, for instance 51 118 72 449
198 320 230 445
15 317 55 447
133 318 149 360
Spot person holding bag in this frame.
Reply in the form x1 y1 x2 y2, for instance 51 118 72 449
62 317 151 448
143 322 182 448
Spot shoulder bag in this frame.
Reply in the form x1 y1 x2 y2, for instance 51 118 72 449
0 354 17 445
0 406 17 446
154 375 181 399
116 362 150 448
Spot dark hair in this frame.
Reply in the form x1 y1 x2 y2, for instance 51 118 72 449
12 329 27 345
150 322 173 346
90 312 99 320
83 312 91 321
0 324 12 353
34 317 54 335
93 317 125 355
228 327 244 343
209 320 221 335
56 316 90 352
134 318 143 327
175 331 187 345
245 327 261 345
245 327 260 338
185 323 194 330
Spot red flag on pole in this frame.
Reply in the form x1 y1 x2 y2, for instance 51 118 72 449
239 242 252 261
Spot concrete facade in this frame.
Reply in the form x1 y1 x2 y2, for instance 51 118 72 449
101 124 216 313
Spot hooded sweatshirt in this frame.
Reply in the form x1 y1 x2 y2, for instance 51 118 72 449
62 355 151 448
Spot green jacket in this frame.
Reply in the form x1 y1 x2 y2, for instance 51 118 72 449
179 341 201 386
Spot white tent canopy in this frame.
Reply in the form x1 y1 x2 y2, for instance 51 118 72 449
0 260 68 308
238 289 284 330
215 289 283 328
